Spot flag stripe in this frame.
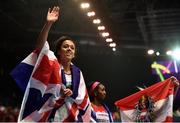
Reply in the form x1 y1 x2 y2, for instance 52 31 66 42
10 50 38 91
63 103 78 122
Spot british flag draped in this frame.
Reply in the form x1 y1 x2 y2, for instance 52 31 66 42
11 42 91 122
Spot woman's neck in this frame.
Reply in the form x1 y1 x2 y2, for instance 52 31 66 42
59 59 71 74
92 98 102 106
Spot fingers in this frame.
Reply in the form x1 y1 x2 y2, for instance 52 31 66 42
171 76 177 83
171 76 179 87
48 8 51 13
174 80 179 87
171 76 176 81
63 89 73 97
51 6 60 13
48 6 59 14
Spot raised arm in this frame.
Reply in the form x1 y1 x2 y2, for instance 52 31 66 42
171 76 179 99
35 6 60 50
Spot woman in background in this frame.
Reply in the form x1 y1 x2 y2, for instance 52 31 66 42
88 81 113 122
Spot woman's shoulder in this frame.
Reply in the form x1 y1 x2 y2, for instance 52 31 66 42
71 64 81 71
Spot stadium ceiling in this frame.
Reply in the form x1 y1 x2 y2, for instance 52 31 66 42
1 0 180 55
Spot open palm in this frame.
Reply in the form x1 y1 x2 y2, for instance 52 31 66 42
47 6 59 22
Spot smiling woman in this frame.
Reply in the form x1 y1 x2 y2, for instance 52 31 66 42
13 6 91 122
54 36 76 75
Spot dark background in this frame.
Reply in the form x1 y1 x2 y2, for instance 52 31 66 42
0 0 180 111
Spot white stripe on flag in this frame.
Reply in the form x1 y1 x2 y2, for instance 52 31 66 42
22 52 38 66
120 94 173 122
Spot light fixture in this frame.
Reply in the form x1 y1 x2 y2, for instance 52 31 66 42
166 50 172 56
172 49 180 60
109 43 116 47
93 19 101 24
156 51 160 56
101 32 109 37
106 38 113 42
79 2 116 52
147 49 154 55
112 47 116 51
97 26 105 30
81 3 90 9
87 11 95 17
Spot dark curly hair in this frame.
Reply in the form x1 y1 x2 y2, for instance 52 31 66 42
54 36 76 58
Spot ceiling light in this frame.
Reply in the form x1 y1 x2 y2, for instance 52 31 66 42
172 49 180 60
112 48 116 51
97 26 105 30
166 50 172 56
147 49 154 55
109 43 116 47
101 32 109 37
81 3 90 9
87 11 95 17
156 51 160 56
93 19 101 24
106 38 113 42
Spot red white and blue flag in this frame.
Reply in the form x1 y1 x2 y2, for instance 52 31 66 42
115 78 176 122
11 42 91 122
10 49 39 91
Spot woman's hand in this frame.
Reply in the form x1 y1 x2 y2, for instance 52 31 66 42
171 76 179 87
63 88 73 97
171 76 179 99
47 6 59 23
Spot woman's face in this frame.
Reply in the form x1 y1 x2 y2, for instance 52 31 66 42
96 84 106 101
58 40 75 62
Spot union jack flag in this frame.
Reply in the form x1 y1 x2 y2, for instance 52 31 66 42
11 42 91 122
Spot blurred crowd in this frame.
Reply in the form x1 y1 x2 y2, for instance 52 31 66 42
0 104 19 122
0 103 180 122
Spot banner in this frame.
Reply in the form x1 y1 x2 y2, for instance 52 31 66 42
115 78 175 122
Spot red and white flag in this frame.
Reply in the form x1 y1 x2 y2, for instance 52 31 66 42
115 78 176 122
